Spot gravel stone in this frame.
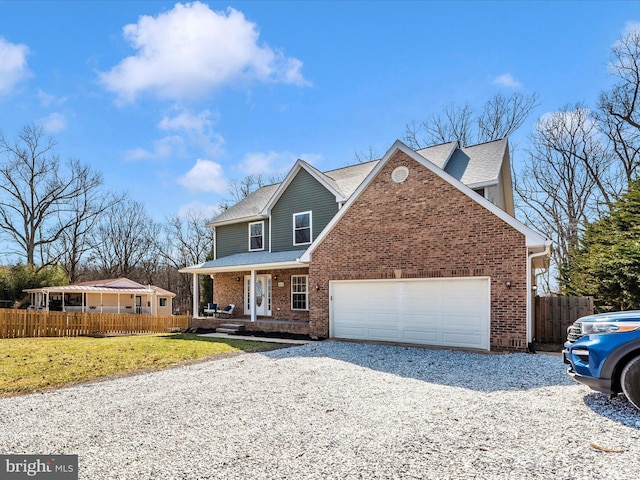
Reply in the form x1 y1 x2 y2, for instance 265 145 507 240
1 341 639 479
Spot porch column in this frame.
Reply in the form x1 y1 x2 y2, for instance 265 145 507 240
250 270 257 323
62 293 65 312
117 293 121 314
100 293 103 314
192 274 200 318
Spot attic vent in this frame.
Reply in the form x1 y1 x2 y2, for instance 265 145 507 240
391 166 409 183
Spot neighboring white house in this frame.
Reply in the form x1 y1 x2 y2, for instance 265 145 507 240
24 278 175 315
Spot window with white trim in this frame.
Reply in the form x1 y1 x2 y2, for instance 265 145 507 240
249 221 264 251
159 298 168 307
291 275 309 310
293 211 312 245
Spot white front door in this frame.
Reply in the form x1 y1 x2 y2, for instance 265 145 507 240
244 275 272 316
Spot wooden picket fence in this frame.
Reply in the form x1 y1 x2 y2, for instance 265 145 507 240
0 309 190 339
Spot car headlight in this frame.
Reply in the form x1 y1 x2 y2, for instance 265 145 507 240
582 322 640 335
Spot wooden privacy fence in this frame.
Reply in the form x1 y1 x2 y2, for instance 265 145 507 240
0 309 190 339
534 296 594 344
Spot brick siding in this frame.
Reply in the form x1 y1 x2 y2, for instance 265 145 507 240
308 150 528 352
199 268 310 326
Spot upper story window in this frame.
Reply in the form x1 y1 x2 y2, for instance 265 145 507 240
249 221 264 251
293 211 312 245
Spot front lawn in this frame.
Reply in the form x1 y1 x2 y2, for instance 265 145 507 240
0 334 285 396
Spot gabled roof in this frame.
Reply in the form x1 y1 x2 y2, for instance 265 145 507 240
207 138 511 227
300 140 549 263
261 159 348 215
415 140 458 169
207 161 379 227
207 183 280 227
417 138 507 187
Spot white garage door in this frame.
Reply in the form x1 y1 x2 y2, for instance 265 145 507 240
330 277 490 350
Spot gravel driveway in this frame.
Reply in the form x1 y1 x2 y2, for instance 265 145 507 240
1 341 639 479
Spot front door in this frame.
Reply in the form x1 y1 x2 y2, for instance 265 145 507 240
244 275 271 317
135 296 142 314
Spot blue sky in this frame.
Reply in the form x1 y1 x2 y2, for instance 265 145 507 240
0 1 637 221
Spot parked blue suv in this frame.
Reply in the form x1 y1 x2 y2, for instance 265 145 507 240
563 311 640 410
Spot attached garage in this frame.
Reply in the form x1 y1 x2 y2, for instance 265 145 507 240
330 277 491 350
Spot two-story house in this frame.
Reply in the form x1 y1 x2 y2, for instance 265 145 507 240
181 138 551 352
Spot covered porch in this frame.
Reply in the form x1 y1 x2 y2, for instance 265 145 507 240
181 250 312 335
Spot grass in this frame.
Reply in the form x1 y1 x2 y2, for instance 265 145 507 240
0 334 286 396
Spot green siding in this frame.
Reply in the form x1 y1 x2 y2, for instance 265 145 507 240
271 169 339 252
216 218 269 258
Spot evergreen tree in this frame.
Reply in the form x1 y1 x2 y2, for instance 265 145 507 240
562 179 640 311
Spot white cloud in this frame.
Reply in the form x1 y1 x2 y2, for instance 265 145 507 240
158 109 224 157
37 89 67 107
238 150 312 179
623 21 640 36
177 159 227 192
239 151 284 176
126 108 225 162
159 109 218 133
40 113 67 133
125 135 186 161
492 73 522 89
0 37 30 95
100 2 308 102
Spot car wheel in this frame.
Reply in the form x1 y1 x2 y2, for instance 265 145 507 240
621 355 640 411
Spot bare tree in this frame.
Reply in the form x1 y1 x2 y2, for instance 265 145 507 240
354 145 380 164
51 189 124 283
405 102 473 148
0 124 104 268
220 173 284 210
160 211 215 269
597 27 640 188
515 105 609 282
599 28 640 131
87 199 160 278
156 210 216 313
477 92 540 143
404 93 539 148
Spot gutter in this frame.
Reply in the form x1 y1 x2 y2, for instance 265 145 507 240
526 241 552 348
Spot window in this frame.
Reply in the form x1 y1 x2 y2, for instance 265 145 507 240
159 298 168 307
249 221 264 251
293 211 312 245
291 275 309 310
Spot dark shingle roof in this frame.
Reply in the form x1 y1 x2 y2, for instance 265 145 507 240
209 139 507 226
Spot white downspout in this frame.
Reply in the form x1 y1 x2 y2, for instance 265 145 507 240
527 242 552 347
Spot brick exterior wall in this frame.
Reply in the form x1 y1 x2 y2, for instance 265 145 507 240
308 150 528 352
193 268 311 332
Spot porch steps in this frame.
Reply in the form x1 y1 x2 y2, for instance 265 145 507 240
215 323 246 335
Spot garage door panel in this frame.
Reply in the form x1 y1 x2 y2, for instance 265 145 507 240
331 278 489 350
443 313 485 329
442 332 486 349
367 328 401 342
402 313 440 328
